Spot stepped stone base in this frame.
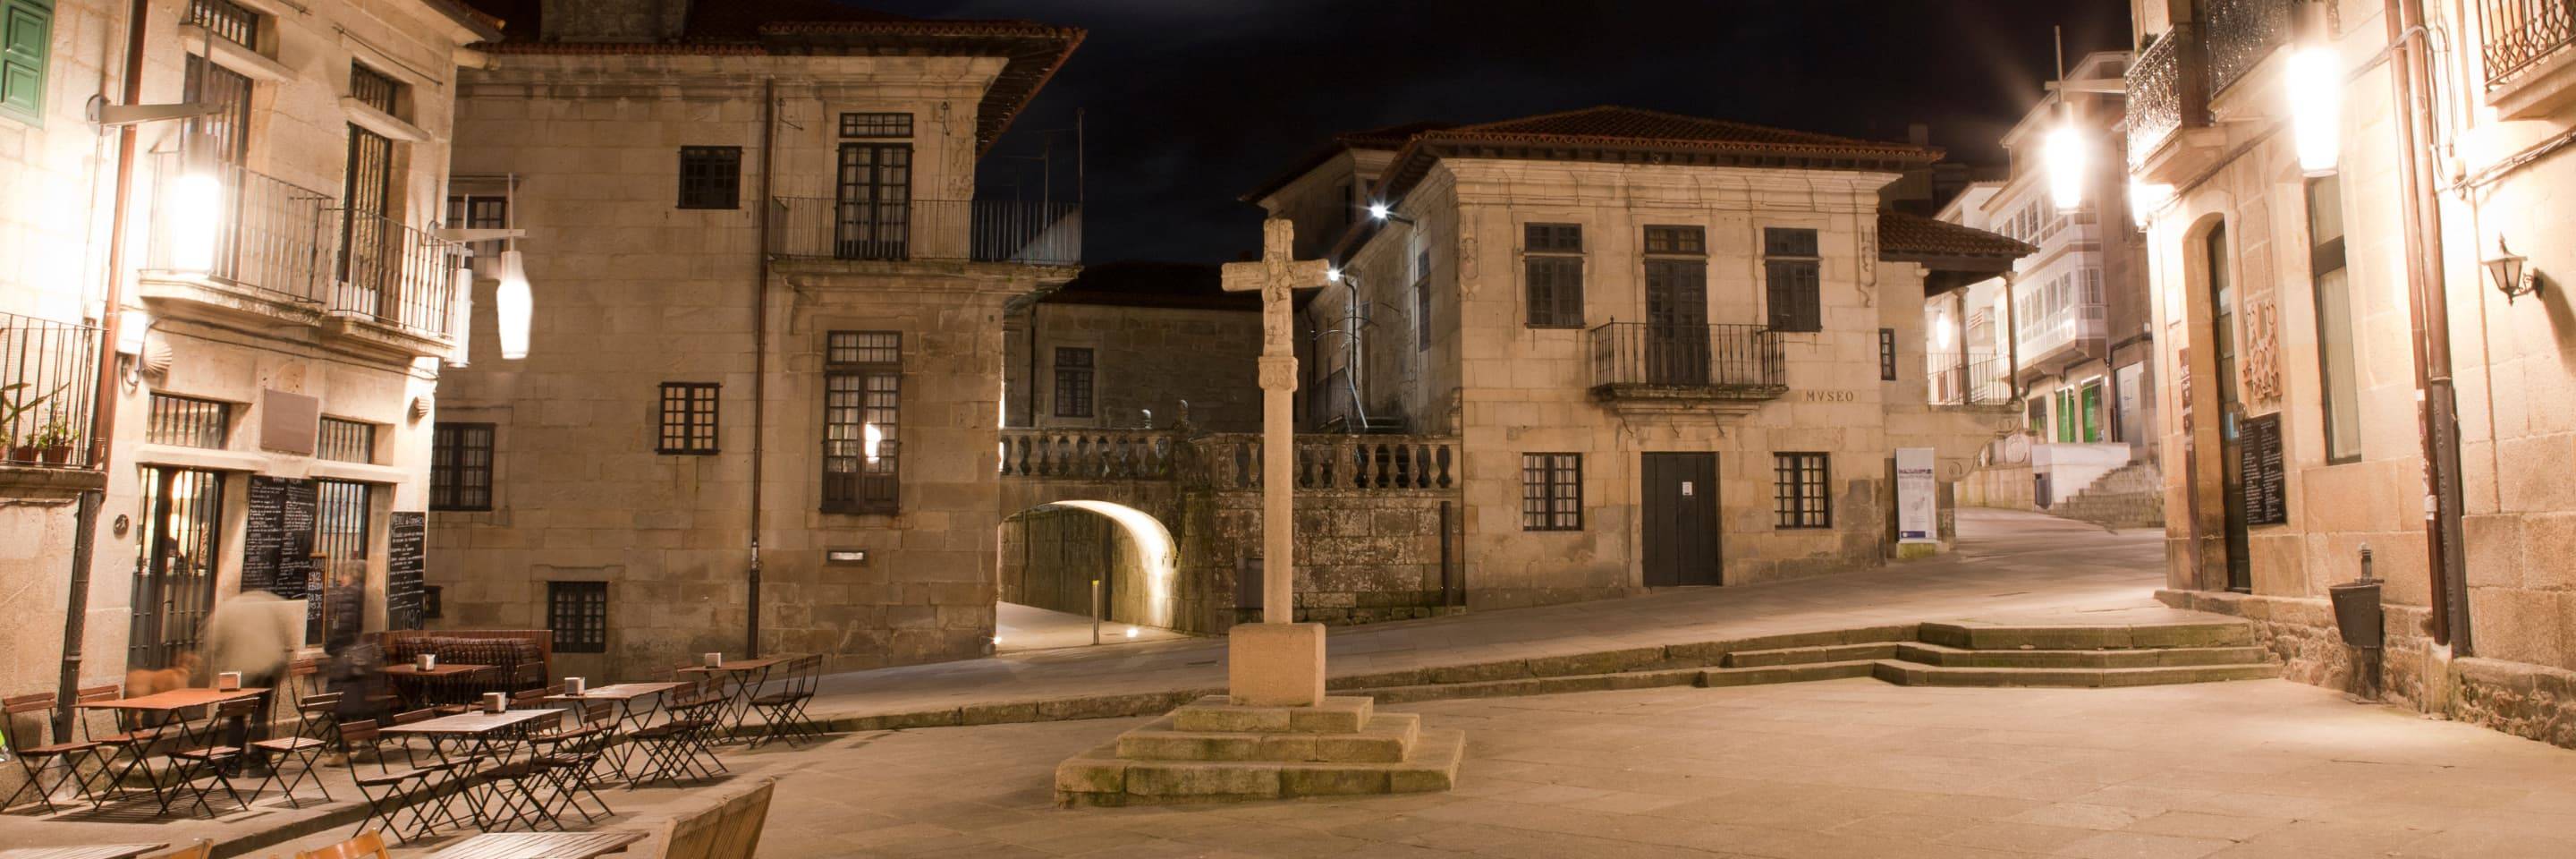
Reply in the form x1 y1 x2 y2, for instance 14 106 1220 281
1055 695 1463 807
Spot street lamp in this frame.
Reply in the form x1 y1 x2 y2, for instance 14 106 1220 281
2045 121 2086 211
2130 180 2173 228
2287 45 2342 176
2484 237 2540 303
494 249 532 360
167 171 224 275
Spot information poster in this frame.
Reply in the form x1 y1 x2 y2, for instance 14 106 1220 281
1896 447 1936 543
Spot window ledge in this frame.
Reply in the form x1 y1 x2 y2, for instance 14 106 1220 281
133 443 267 472
179 24 292 83
343 98 428 143
2487 46 2576 120
312 460 408 483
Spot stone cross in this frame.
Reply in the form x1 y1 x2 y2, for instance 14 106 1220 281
1221 219 1332 625
1218 219 1333 707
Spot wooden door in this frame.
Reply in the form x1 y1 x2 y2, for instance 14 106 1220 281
1640 453 1720 587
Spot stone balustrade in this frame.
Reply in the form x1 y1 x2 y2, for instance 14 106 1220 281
997 429 1458 493
999 429 1181 480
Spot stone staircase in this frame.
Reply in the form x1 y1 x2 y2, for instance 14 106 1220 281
2048 461 2165 528
1055 694 1464 806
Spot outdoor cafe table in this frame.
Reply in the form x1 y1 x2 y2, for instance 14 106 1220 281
0 845 171 859
380 709 561 831
429 831 645 859
674 658 787 737
542 682 690 782
74 686 270 815
380 663 495 710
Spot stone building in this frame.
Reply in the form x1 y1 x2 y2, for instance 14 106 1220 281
1002 260 1262 434
0 0 495 724
1250 106 2031 607
2126 0 2576 747
1939 50 2164 524
424 0 1084 677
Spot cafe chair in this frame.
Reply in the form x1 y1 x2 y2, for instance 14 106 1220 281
164 699 261 815
336 720 477 842
747 654 826 748
248 708 339 807
388 708 440 766
72 684 148 804
1 692 104 813
527 703 617 823
631 694 727 787
296 829 392 859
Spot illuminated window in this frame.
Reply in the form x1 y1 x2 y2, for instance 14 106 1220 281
823 331 900 514
657 383 719 455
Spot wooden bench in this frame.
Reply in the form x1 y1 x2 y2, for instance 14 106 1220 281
614 777 774 859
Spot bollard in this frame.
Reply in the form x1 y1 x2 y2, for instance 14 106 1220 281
1091 579 1104 646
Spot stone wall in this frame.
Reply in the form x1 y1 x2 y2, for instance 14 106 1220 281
1005 302 1263 433
1176 488 1462 631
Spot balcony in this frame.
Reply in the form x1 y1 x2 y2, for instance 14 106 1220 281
2202 0 2293 98
2015 302 2108 370
326 207 464 344
143 157 335 310
2483 0 2576 115
768 198 1082 268
0 311 101 476
1587 323 1786 408
2127 25 2219 182
1927 352 2013 408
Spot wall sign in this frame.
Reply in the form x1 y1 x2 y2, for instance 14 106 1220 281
2237 413 2288 526
386 512 427 631
242 476 318 600
1895 447 1936 543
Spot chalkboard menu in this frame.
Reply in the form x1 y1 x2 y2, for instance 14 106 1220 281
386 512 427 631
2238 413 2288 526
242 476 319 600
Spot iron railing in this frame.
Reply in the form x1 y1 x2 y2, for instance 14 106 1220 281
0 311 101 468
147 155 335 304
1927 352 2014 407
1587 322 1785 394
2484 0 2576 86
2127 24 2210 171
769 198 1081 266
326 208 465 339
2203 0 2293 94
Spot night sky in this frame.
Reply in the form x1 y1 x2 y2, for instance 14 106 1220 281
862 0 2135 265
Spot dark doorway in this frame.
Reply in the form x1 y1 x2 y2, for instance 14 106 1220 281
130 466 224 671
835 142 913 260
2206 225 2251 591
1641 453 1720 587
1644 259 1710 387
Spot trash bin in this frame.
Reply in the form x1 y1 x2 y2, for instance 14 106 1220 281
2329 579 2383 650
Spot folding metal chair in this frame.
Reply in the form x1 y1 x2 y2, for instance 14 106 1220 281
163 699 260 815
527 702 616 823
630 694 726 787
248 691 341 808
336 719 474 843
748 654 826 747
1 693 103 813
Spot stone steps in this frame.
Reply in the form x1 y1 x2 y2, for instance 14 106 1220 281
1056 695 1464 806
1718 642 1901 668
1917 619 2252 651
1116 712 1420 763
2048 462 2165 528
1871 660 2282 687
1891 641 2271 669
1699 659 1882 686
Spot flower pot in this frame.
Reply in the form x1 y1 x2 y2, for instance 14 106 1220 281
7 445 36 463
39 445 70 464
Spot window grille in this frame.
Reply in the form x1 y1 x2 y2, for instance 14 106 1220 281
147 394 230 448
187 0 258 49
318 417 375 464
431 422 494 511
547 581 608 653
1774 452 1831 529
1520 454 1582 531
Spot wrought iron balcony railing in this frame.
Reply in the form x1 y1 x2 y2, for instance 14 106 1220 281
326 208 465 340
1587 322 1786 399
2203 0 2293 95
2127 24 2211 171
0 311 101 469
146 155 335 304
2484 0 2576 87
769 198 1081 267
1927 352 2013 407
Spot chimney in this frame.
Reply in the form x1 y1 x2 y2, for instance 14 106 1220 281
539 0 691 42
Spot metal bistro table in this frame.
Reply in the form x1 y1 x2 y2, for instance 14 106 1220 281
380 663 496 710
379 709 560 833
675 658 787 738
75 687 270 815
542 682 689 783
0 846 171 859
429 831 645 859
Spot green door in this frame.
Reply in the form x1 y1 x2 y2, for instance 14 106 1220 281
2080 383 2103 442
2055 389 2075 442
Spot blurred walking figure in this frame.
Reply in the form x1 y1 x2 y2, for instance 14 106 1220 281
203 591 300 689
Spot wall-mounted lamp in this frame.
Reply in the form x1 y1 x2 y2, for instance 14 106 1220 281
2485 237 2541 303
1326 267 1343 283
2129 180 2173 229
2286 47 2342 176
1367 201 1416 225
167 171 225 275
494 250 531 360
2044 122 2086 210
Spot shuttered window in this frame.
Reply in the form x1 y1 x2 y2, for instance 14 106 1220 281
1764 227 1821 333
1523 223 1584 328
1 0 51 126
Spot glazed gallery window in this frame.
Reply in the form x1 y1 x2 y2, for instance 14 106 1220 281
430 422 495 512
2309 176 2360 464
822 331 901 514
677 146 742 209
1053 347 1095 418
1765 227 1822 333
1524 223 1584 327
1773 452 1831 529
657 382 719 455
1520 453 1582 532
547 581 608 653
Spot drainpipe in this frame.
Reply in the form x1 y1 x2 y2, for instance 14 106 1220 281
2385 0 2470 652
57 0 153 736
747 78 775 659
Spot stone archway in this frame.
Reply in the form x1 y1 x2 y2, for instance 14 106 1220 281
996 499 1182 651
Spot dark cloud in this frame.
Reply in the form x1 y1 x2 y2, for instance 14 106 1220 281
859 0 2133 263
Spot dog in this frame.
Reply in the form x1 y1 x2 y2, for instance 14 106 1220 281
125 651 201 696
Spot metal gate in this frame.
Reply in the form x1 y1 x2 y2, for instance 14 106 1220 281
130 466 225 671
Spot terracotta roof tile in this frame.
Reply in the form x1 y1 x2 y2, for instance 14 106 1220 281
1877 211 2035 261
1445 106 1928 157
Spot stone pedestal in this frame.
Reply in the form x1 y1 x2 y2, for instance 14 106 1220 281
1054 694 1464 806
1226 622 1325 707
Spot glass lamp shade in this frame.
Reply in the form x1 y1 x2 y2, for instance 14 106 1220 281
495 250 532 360
2287 47 2343 176
2045 123 2086 211
169 173 225 274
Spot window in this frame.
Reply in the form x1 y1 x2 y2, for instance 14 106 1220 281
318 417 375 464
1052 347 1095 418
430 422 494 511
677 146 741 209
2309 176 2360 464
1 0 52 126
1520 454 1581 531
146 394 230 448
1773 452 1830 529
834 142 912 259
547 581 608 654
1642 225 1705 255
446 192 508 263
823 331 901 514
1765 227 1822 332
341 64 399 310
657 382 719 455
349 63 399 116
1524 223 1584 327
838 112 912 138
1878 328 1897 381
1414 246 1432 351
314 479 371 569
187 0 258 49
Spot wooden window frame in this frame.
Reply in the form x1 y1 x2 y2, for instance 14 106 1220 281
657 382 720 455
822 331 901 515
676 146 742 210
2308 176 2360 464
1773 452 1831 529
1052 347 1095 418
1764 227 1822 333
1878 328 1898 380
430 421 495 512
547 580 608 654
1520 453 1583 532
1523 223 1585 328
838 112 912 139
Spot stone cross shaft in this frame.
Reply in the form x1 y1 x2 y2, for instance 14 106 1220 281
1220 219 1332 625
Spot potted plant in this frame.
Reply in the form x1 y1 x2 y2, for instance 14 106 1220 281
32 413 75 464
0 382 53 463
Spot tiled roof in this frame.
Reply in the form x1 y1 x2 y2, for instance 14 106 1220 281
1240 120 1457 203
1877 211 2036 262
1039 261 1256 311
1446 106 1931 157
463 1 1080 156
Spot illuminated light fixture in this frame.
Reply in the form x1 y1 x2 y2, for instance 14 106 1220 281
2484 237 2541 303
1124 626 1140 639
1326 267 1343 283
2286 46 2343 176
1367 202 1390 220
494 249 532 360
449 265 474 367
2045 121 2086 211
2128 180 2173 228
1935 316 1953 350
168 172 225 275
862 421 886 465
114 310 149 357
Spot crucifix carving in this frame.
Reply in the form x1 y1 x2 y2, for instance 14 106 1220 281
1221 219 1333 626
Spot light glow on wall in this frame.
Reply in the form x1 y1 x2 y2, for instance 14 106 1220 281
169 173 225 274
450 266 474 366
2287 47 2343 176
2129 180 2173 228
1048 499 1177 630
2045 123 2086 211
863 422 886 464
495 250 532 360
